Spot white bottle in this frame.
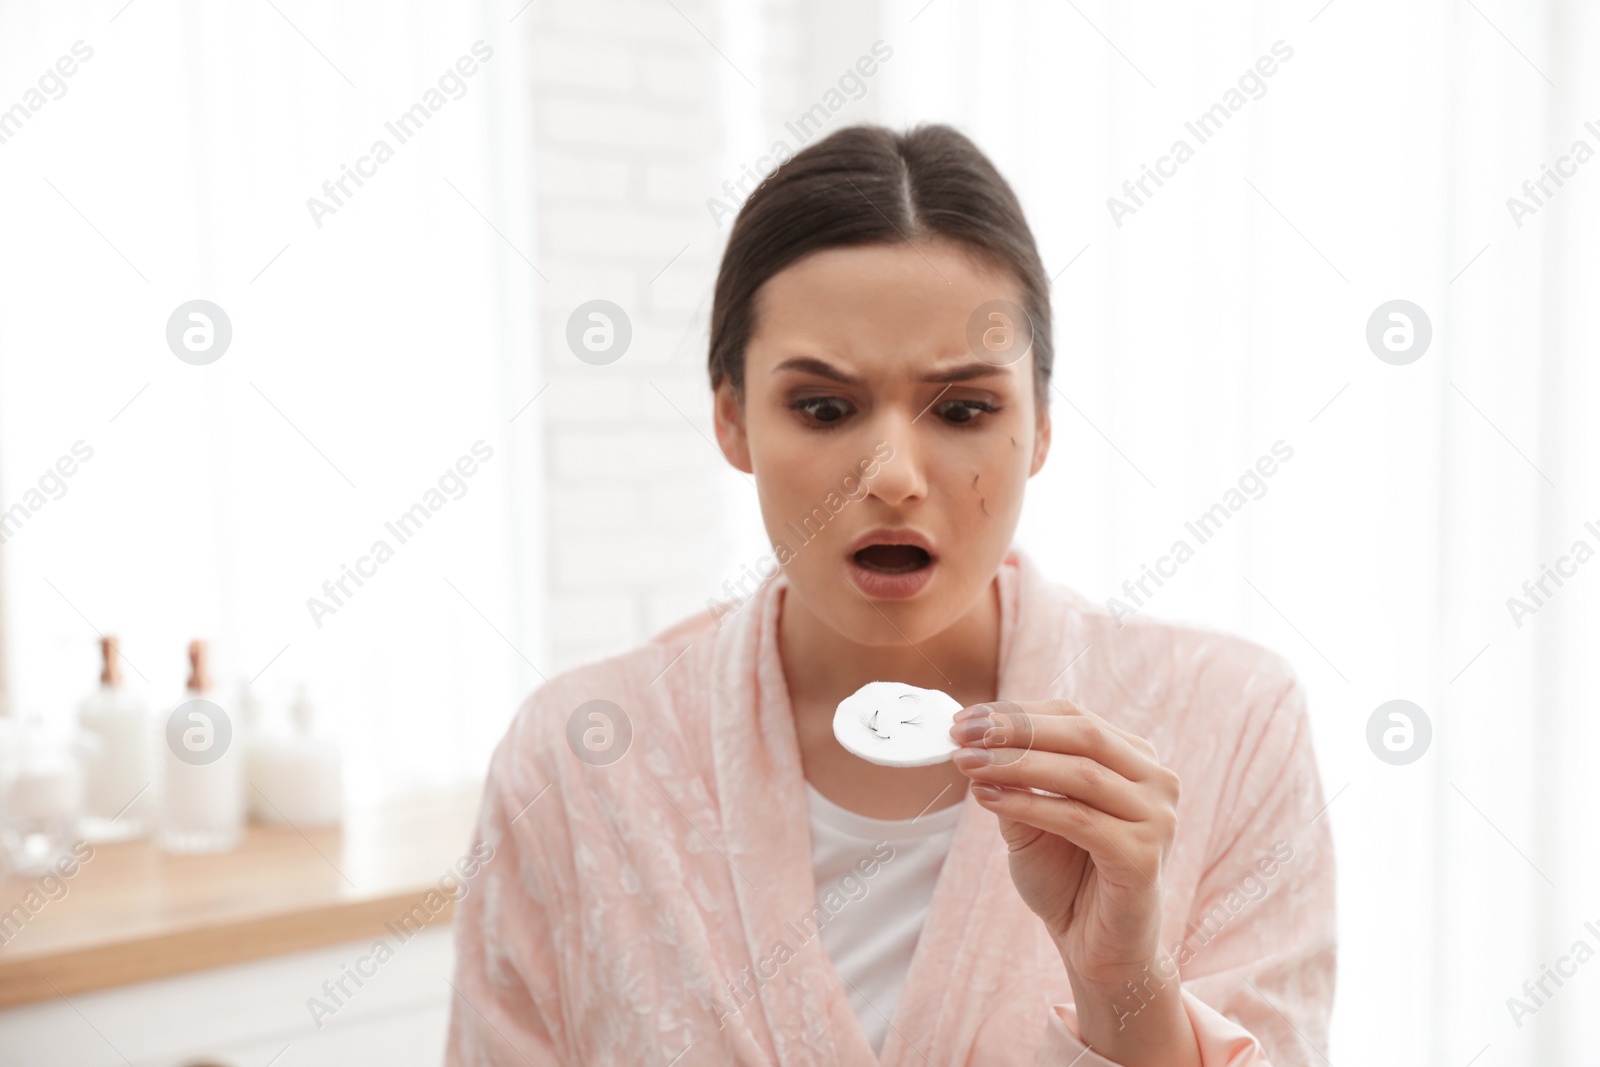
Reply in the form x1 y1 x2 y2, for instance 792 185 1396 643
77 636 153 842
158 639 244 853
248 684 342 827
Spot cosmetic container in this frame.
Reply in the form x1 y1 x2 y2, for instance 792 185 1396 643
76 636 154 841
248 684 343 827
1 713 84 875
158 640 244 854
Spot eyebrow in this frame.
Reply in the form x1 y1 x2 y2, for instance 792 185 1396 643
772 355 1009 385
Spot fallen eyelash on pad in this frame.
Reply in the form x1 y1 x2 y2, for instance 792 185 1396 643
833 680 965 767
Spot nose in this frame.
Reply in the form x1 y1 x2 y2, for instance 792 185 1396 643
862 405 928 507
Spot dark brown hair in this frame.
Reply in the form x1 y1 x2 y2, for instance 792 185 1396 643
708 122 1052 405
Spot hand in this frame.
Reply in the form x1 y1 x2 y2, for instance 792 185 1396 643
949 699 1199 1067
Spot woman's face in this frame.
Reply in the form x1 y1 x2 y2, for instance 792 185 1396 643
714 237 1051 645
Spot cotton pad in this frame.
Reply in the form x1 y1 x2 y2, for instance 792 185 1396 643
833 681 965 767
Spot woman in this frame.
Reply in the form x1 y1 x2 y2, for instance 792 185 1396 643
445 123 1335 1066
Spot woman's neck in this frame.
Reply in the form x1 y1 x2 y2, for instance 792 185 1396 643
777 572 1002 819
777 573 1003 712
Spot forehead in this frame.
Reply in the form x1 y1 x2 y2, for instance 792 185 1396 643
746 240 1026 372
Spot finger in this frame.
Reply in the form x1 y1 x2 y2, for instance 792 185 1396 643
954 747 1149 822
971 784 1166 886
952 702 1161 783
1025 697 1164 759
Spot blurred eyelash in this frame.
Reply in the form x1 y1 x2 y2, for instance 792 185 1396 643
789 396 1000 429
938 399 1000 425
790 396 852 429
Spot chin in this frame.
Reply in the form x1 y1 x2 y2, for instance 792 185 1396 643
832 558 980 645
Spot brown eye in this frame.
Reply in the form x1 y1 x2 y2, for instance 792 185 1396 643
791 396 852 426
938 399 999 426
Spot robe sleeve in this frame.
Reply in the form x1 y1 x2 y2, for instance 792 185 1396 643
1033 673 1338 1066
444 712 569 1066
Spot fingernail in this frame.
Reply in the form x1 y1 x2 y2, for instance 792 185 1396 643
971 783 1003 802
949 716 995 745
953 747 995 767
952 703 993 722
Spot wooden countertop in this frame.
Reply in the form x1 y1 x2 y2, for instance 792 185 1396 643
0 782 484 1008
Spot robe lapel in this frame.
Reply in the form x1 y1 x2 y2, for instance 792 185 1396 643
710 566 877 1066
709 547 1080 1066
877 548 1086 1066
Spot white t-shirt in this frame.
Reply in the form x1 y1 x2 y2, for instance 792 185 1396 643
805 781 965 1055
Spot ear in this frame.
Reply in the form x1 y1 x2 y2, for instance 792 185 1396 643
1029 397 1051 477
713 377 754 474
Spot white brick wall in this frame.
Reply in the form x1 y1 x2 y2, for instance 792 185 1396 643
522 0 889 672
523 0 734 671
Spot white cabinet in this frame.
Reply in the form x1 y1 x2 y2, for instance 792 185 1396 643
0 926 455 1066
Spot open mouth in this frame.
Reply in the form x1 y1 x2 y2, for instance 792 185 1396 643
852 544 934 574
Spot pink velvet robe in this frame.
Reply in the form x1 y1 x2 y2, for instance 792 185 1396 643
445 545 1337 1065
